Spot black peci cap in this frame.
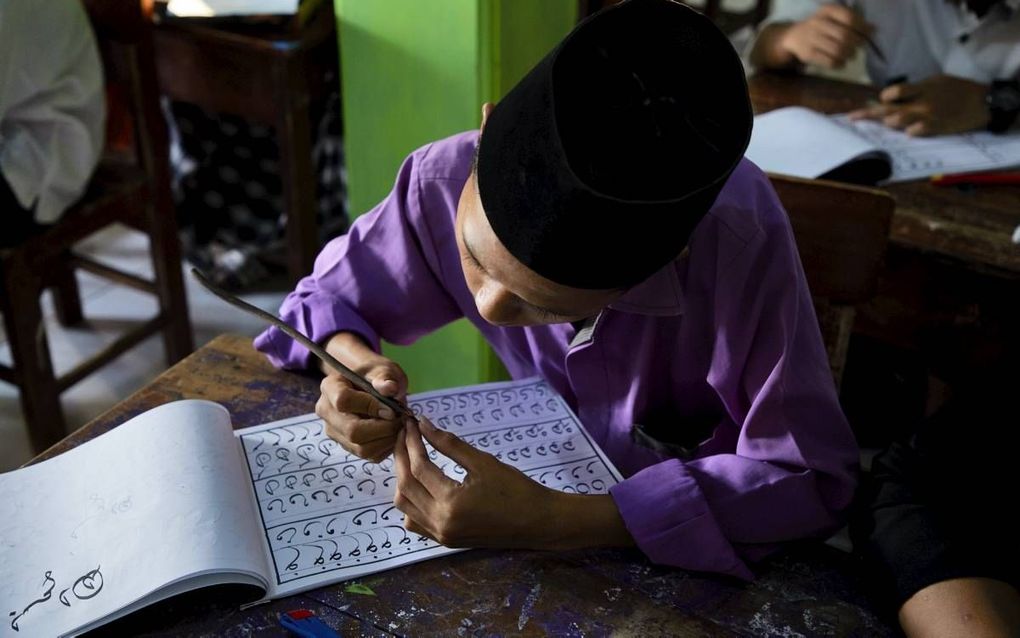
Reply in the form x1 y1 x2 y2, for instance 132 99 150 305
476 0 753 289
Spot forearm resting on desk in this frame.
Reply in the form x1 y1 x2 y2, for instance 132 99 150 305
393 418 636 551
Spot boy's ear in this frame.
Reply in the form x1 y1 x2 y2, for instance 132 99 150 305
480 102 495 131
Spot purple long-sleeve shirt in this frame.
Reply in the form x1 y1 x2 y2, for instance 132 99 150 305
255 131 859 580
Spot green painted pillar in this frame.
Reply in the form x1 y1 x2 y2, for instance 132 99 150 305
334 0 577 393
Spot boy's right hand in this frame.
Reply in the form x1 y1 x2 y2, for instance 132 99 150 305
778 5 871 70
315 332 409 463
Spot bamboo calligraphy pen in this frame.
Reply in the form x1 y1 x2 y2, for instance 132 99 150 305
191 268 417 422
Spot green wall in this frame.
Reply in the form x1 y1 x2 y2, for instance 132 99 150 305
335 0 576 393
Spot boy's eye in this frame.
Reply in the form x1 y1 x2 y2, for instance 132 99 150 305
463 252 484 272
532 306 562 321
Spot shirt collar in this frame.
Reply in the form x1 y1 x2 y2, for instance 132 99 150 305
607 251 686 317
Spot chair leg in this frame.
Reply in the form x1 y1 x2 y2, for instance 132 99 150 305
52 252 85 326
812 298 856 393
831 306 856 392
1 260 67 453
277 56 319 285
148 199 194 366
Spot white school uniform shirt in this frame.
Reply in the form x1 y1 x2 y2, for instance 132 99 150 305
0 0 105 224
756 0 1020 86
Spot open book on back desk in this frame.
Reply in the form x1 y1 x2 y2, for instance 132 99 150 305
167 0 304 17
163 0 326 29
0 377 622 637
745 106 1020 185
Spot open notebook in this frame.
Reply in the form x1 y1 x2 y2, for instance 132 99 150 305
1 378 622 637
165 0 324 25
746 106 1020 185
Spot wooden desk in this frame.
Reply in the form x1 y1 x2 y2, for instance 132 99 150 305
152 11 339 283
750 72 1020 279
36 335 894 636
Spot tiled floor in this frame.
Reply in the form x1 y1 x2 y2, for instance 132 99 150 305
0 225 288 472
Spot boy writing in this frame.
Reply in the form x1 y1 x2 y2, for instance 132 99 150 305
257 0 858 579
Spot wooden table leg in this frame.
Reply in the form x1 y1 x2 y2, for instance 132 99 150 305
1 258 67 452
52 251 85 327
148 196 195 365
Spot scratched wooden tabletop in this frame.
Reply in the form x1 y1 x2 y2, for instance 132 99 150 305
34 334 895 637
750 72 1020 279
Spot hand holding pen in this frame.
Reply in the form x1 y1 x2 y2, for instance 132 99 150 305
192 268 417 463
848 74 992 136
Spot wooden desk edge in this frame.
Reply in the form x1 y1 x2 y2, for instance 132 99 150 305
750 72 1020 277
27 334 253 467
154 9 335 55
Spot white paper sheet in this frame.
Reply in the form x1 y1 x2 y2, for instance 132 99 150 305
746 106 1020 184
746 106 884 179
235 377 624 598
839 116 1020 183
0 401 269 638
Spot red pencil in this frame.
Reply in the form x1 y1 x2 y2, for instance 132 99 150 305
930 171 1020 186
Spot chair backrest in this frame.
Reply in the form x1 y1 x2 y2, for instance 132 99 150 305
770 174 894 387
772 175 893 304
83 0 171 194
83 0 148 44
0 1 192 455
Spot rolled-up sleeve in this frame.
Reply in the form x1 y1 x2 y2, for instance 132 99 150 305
610 200 859 580
255 146 464 370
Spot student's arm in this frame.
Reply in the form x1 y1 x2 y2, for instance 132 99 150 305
605 204 859 579
389 194 858 580
749 3 870 71
391 418 635 552
254 147 464 371
854 361 1020 636
857 440 1020 637
256 146 467 462
899 578 1020 638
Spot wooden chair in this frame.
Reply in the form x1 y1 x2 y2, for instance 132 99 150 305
151 5 340 284
770 175 894 390
0 1 193 453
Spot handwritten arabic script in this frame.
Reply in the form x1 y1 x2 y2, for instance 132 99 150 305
8 567 104 632
237 378 622 586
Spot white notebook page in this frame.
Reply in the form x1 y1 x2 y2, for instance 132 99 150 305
0 401 269 638
235 377 625 599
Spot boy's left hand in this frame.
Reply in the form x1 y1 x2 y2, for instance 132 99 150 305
848 74 989 136
391 417 560 549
